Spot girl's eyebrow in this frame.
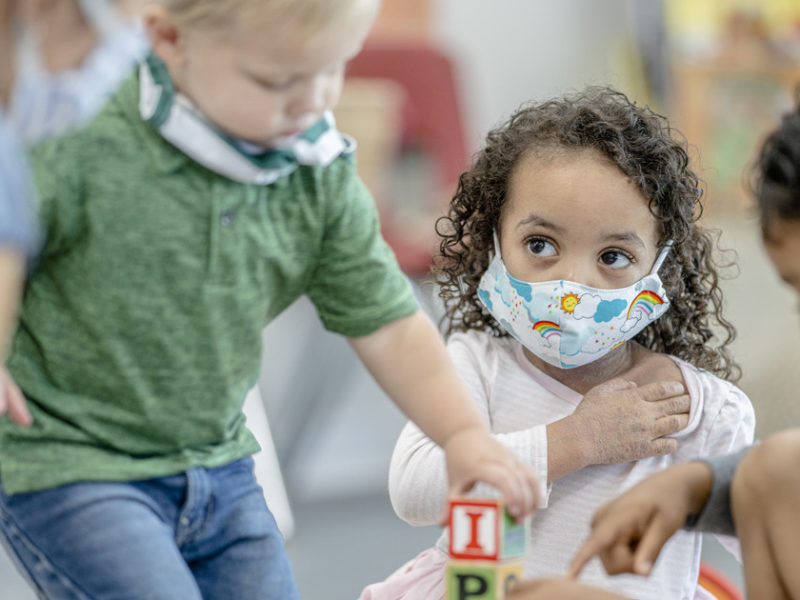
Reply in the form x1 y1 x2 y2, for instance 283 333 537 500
601 231 646 248
516 214 564 232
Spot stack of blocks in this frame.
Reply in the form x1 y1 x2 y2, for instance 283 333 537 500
446 498 530 599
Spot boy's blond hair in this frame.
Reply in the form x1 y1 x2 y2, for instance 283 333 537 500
159 0 380 33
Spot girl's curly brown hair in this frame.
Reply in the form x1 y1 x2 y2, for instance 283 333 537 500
435 86 739 381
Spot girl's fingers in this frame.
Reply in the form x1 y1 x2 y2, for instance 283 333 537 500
441 459 539 526
479 462 523 518
509 460 539 523
522 462 540 513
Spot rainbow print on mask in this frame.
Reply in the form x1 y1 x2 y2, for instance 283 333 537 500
533 320 561 339
625 290 664 320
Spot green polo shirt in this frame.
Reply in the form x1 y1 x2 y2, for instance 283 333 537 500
0 74 418 495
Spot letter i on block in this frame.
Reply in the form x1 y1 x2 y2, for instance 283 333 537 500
448 498 529 561
445 498 529 599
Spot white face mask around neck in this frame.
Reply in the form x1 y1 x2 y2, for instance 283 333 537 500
138 54 356 185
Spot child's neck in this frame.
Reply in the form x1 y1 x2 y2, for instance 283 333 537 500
522 343 638 396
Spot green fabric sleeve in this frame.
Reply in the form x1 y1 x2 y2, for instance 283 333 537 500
306 159 418 337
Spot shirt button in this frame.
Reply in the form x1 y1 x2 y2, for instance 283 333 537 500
220 211 235 226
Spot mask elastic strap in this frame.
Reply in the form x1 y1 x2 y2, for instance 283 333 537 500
651 240 673 274
491 231 503 260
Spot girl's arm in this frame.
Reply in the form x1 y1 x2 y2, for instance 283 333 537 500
383 331 694 525
349 310 539 520
387 330 548 525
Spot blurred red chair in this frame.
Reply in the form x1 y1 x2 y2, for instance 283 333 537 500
698 561 744 600
347 40 468 197
339 0 470 277
345 40 469 277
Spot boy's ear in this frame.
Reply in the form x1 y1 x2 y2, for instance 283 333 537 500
141 3 186 67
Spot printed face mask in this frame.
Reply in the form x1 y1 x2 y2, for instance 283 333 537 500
477 236 672 369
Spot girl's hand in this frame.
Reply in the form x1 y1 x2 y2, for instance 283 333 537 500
568 461 713 578
568 378 690 467
506 578 628 599
0 366 32 426
440 426 539 524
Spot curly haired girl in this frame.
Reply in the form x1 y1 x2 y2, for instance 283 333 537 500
360 87 755 600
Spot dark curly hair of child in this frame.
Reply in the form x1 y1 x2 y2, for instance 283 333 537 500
753 99 800 237
435 86 739 381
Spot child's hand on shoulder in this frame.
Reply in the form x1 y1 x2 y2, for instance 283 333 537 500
0 366 31 426
567 377 690 467
440 426 539 524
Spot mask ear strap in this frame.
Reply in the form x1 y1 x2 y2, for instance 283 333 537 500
651 240 673 274
491 231 502 260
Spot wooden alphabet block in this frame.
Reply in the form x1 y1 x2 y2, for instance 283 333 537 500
445 559 523 600
448 498 530 561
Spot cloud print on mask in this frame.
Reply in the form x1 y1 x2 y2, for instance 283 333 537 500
478 288 493 312
558 326 593 357
510 278 533 301
620 313 643 333
593 298 628 323
572 294 601 320
494 278 516 308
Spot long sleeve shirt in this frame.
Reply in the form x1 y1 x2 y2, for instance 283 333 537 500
388 330 755 600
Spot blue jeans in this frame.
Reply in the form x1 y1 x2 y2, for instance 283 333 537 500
0 457 299 599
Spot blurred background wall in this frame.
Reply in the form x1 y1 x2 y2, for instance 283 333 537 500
3 1 800 598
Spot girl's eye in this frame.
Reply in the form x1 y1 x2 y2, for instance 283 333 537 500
599 250 633 268
527 238 556 257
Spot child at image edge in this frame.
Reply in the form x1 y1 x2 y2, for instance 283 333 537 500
563 95 800 600
0 1 540 598
360 88 755 600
